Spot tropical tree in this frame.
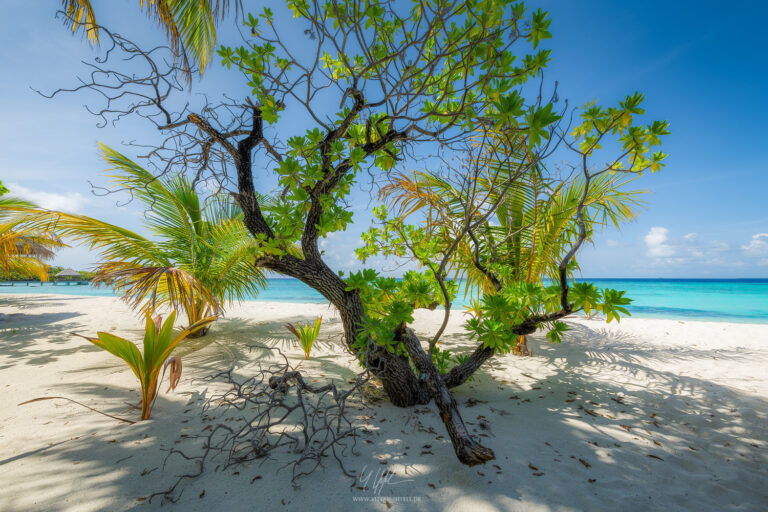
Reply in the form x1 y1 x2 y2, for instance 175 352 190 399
374 128 646 354
50 0 669 466
0 190 64 281
16 144 267 336
61 0 239 78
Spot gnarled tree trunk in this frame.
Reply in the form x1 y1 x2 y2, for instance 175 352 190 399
261 255 430 407
398 327 495 465
229 109 492 465
259 256 495 464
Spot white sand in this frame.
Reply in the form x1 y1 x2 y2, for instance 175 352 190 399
1 294 767 511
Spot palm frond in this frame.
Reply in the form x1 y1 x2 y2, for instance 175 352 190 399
0 197 64 279
91 263 223 317
2 256 51 281
61 0 98 42
203 217 266 301
62 1 238 78
4 146 265 327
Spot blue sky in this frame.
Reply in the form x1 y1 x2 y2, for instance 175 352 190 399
1 0 766 278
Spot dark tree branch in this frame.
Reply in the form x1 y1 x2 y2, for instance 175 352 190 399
398 327 495 465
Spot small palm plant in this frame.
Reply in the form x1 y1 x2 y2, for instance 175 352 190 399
285 316 323 360
1 195 64 280
73 311 216 420
11 144 269 336
382 129 644 355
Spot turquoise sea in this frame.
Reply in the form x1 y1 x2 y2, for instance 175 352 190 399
1 278 767 324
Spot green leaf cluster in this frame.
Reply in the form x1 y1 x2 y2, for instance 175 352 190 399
464 281 631 349
345 269 455 357
571 93 670 173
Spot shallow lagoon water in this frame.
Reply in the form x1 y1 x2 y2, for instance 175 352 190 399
2 278 767 324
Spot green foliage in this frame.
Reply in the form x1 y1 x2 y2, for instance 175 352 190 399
285 316 323 359
345 270 455 359
432 348 453 374
0 180 8 197
571 93 669 173
464 280 632 350
360 177 639 351
598 289 632 323
571 282 600 316
213 0 559 259
358 86 665 357
73 312 216 420
15 145 268 330
545 321 570 344
0 195 63 281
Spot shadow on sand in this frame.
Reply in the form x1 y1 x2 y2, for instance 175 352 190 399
2 314 767 511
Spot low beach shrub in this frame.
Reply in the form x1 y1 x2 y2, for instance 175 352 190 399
73 311 216 420
285 317 323 360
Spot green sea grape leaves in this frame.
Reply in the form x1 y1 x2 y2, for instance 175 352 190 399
215 0 561 254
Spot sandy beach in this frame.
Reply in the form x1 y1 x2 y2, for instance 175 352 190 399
1 293 767 511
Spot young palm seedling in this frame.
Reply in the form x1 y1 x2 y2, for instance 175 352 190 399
285 316 323 360
73 311 216 420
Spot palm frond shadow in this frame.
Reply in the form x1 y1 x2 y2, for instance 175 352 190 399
0 295 93 310
0 311 96 370
5 312 768 511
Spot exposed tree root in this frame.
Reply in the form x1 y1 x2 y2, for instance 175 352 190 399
398 327 496 466
150 344 369 504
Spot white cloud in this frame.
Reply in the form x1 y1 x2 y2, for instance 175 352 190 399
641 228 738 268
644 226 674 257
9 183 87 213
742 233 768 256
758 258 768 267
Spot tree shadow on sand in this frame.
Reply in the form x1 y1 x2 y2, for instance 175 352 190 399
2 317 767 512
0 310 98 370
397 321 768 512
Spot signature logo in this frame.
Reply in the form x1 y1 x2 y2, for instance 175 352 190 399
357 465 415 496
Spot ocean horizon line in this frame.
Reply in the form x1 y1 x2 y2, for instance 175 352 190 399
3 277 767 324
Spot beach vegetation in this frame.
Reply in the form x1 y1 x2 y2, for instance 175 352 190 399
365 127 646 354
15 145 267 336
73 311 216 420
53 0 669 466
0 193 63 281
285 316 323 359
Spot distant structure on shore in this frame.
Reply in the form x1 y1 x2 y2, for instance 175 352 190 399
54 268 86 286
1 266 93 286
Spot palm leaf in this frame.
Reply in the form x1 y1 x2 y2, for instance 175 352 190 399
0 197 64 279
61 0 238 78
91 263 223 318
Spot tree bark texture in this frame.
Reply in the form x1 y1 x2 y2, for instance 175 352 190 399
260 255 430 407
398 326 496 465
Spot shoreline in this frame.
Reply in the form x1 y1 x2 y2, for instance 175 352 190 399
1 295 767 511
2 291 767 326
